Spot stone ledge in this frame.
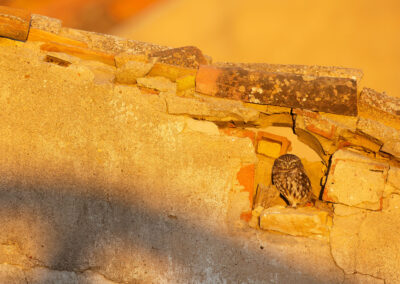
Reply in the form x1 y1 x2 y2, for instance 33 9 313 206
260 206 332 237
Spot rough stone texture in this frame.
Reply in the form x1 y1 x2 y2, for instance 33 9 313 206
323 149 388 210
294 109 357 140
196 64 358 116
149 46 208 69
356 200 400 283
294 109 366 162
357 117 400 158
137 76 177 93
330 206 366 274
183 117 220 136
0 264 27 284
338 130 382 153
260 206 332 237
244 103 292 116
0 42 347 283
80 60 116 85
0 264 117 284
0 6 31 41
115 60 154 84
386 166 400 195
30 14 62 34
216 62 363 82
359 88 400 131
331 197 400 283
163 92 259 122
0 243 39 268
343 273 385 284
59 27 168 54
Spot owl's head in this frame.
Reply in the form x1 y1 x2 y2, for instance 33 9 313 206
273 154 304 171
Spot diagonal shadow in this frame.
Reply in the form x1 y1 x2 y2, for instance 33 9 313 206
0 175 341 284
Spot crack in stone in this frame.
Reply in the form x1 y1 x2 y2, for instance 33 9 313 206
342 272 386 284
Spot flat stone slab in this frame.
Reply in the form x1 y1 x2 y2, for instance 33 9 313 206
359 88 400 131
260 206 332 237
196 64 359 116
323 149 388 210
357 117 400 158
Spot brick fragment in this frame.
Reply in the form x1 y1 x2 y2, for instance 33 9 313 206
217 62 363 82
359 88 400 130
237 164 256 221
0 6 31 41
28 28 88 48
293 109 339 140
260 206 332 237
256 131 291 158
323 149 389 210
40 42 115 66
196 64 359 116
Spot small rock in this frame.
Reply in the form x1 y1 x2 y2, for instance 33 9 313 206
115 60 154 84
137 76 176 93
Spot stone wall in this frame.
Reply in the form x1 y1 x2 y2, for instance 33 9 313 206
0 6 399 283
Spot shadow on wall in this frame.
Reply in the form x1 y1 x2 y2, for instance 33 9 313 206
0 168 339 283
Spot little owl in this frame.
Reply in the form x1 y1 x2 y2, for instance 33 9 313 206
271 154 312 207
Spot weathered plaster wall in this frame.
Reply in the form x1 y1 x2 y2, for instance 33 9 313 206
1 7 400 284
0 43 345 283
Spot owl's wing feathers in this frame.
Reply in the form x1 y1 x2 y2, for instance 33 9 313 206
298 170 312 199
